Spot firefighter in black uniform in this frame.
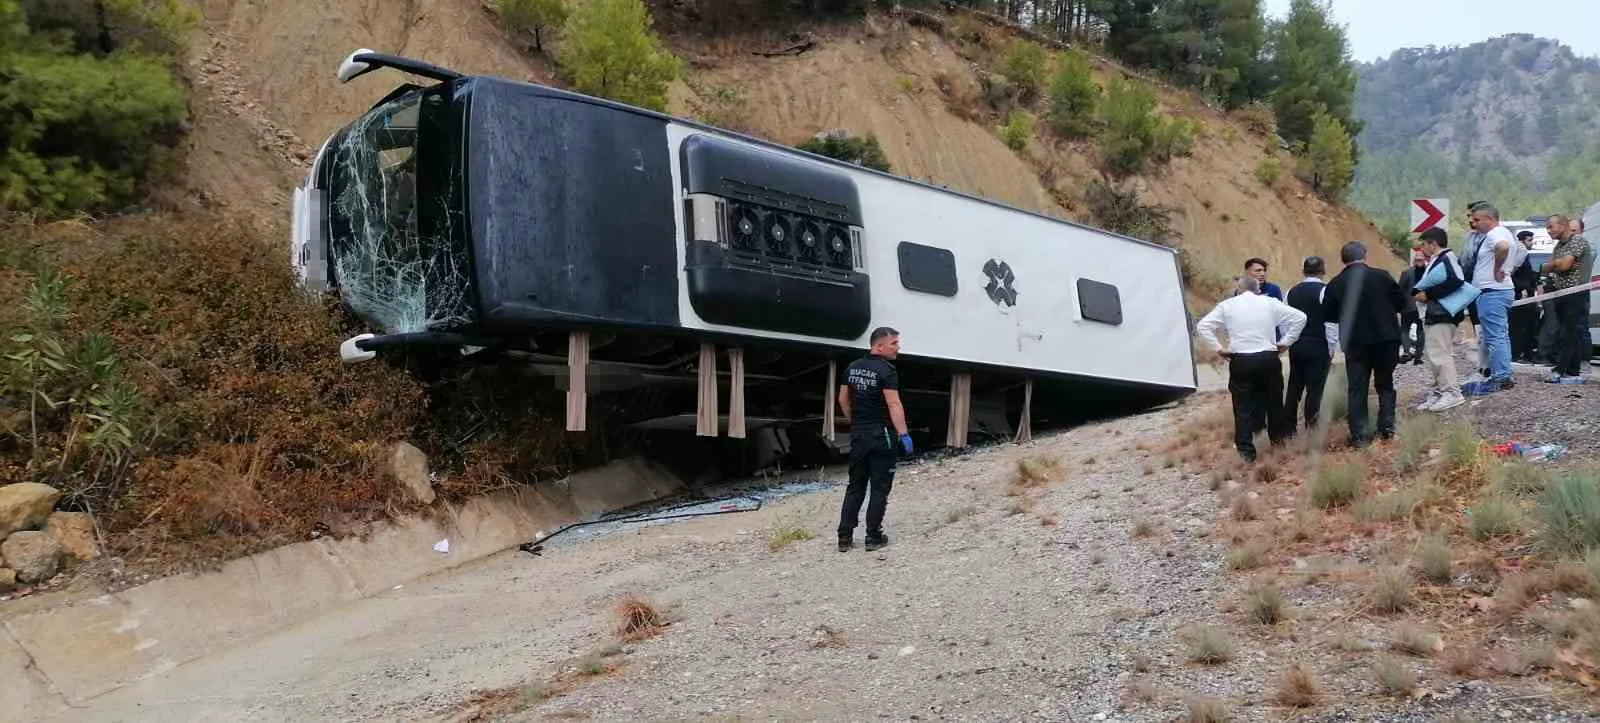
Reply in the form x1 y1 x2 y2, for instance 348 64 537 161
836 326 913 552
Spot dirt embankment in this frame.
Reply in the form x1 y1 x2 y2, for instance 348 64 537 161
173 0 554 217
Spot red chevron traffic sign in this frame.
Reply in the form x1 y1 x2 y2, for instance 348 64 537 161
1410 198 1448 233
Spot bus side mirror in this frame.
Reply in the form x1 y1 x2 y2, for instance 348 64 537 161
340 334 378 364
338 48 381 84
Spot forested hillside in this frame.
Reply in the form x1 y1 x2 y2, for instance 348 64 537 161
1351 34 1600 228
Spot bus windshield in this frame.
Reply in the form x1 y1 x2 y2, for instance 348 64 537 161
324 88 457 334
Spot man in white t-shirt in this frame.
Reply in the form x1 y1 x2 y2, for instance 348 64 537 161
1462 204 1523 395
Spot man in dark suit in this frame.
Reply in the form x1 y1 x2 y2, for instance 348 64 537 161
1322 241 1407 447
1510 230 1541 363
1398 247 1427 365
1284 256 1337 432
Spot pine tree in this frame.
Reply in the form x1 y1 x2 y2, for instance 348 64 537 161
0 0 190 217
498 0 568 53
1046 49 1099 138
1266 0 1358 150
1306 111 1354 201
558 0 682 112
1214 0 1267 108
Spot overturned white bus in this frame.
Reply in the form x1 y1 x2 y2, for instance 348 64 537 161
290 49 1197 465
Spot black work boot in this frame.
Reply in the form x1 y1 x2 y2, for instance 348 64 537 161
838 535 853 552
864 532 889 552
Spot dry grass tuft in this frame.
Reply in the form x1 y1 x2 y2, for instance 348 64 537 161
1226 542 1266 571
1443 643 1483 677
1131 518 1156 538
1183 696 1232 723
1246 583 1288 625
945 504 978 524
1275 663 1319 708
767 516 816 551
1391 413 1442 474
1493 459 1550 497
1331 630 1372 652
1006 496 1036 515
1310 458 1364 509
1013 455 1063 488
1418 534 1453 585
1180 624 1234 664
1389 623 1442 657
1494 570 1552 617
1466 495 1521 541
612 594 666 642
1369 566 1413 614
810 624 848 649
1126 678 1162 704
1373 657 1417 696
1436 422 1486 488
1229 494 1259 522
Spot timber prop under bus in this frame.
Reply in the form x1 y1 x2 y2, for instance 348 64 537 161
290 49 1197 460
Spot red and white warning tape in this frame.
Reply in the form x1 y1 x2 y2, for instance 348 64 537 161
1509 276 1600 308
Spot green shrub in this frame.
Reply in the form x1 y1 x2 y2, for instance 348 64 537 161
1418 534 1452 584
558 0 682 111
1378 220 1413 258
1492 459 1551 497
796 131 892 172
1255 158 1282 187
1538 472 1600 556
1045 49 1098 139
1392 414 1441 474
1097 76 1190 176
1439 422 1480 479
1153 116 1196 161
1311 459 1364 508
1098 76 1162 176
1467 496 1521 540
998 40 1048 100
1231 101 1276 136
1082 179 1175 244
1000 110 1035 151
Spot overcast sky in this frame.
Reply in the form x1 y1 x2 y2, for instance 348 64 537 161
1262 0 1600 63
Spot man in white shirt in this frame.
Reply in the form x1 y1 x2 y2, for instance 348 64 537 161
1462 204 1524 395
1196 276 1309 462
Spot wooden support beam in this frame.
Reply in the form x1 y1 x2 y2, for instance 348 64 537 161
696 343 719 437
946 372 972 449
726 348 746 439
1014 377 1034 443
565 330 589 432
823 360 837 443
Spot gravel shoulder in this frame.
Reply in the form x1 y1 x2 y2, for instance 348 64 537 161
64 390 1600 722
1389 332 1597 460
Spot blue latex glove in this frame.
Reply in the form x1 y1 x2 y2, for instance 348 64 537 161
899 433 914 455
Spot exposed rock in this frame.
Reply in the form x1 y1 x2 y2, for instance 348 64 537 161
0 568 14 592
0 483 62 538
1 531 62 584
388 442 436 505
46 511 99 562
